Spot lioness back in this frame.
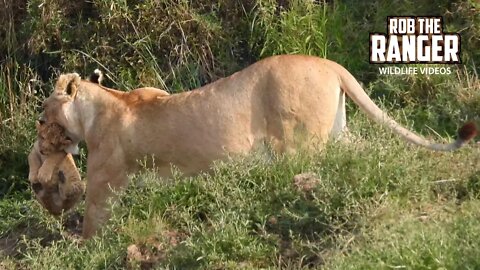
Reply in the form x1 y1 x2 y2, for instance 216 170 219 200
111 56 343 173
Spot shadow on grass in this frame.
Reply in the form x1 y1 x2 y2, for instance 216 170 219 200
0 210 82 261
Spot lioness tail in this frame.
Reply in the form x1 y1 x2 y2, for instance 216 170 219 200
331 61 477 151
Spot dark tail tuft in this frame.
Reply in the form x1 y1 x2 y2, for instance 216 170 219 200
458 122 478 142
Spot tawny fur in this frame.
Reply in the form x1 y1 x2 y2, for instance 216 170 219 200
28 122 84 216
40 55 476 238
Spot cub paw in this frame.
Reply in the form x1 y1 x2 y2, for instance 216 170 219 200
37 166 54 185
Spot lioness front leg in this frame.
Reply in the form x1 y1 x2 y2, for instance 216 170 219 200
82 153 128 238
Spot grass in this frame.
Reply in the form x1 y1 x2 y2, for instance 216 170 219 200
0 63 40 198
1 0 480 268
326 200 480 269
1 114 479 269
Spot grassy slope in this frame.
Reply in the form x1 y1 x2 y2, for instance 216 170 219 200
2 117 480 269
1 0 479 269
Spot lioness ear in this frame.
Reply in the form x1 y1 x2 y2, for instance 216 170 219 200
55 73 81 98
89 69 104 85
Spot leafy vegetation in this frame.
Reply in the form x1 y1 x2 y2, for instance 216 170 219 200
0 0 479 269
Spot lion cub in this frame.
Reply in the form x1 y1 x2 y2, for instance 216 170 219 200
28 121 85 216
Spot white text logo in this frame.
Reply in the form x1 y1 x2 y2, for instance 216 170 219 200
370 17 461 64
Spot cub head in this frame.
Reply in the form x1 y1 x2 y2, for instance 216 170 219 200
35 121 71 155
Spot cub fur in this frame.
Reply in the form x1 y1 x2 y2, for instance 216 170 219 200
28 121 84 216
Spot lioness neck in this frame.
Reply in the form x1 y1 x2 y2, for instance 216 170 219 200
77 82 130 146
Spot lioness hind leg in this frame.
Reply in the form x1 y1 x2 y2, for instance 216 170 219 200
267 116 297 154
329 90 348 139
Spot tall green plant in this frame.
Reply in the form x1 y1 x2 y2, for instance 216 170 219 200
251 0 330 58
0 64 39 198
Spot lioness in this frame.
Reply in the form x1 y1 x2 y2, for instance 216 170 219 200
28 121 84 216
40 55 476 238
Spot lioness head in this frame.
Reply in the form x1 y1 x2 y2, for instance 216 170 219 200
41 73 84 151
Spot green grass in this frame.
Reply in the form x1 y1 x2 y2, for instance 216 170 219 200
327 200 480 269
1 0 480 268
0 63 40 198
1 115 479 269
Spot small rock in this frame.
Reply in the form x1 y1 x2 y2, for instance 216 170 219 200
293 173 320 193
127 244 143 262
268 216 278 225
